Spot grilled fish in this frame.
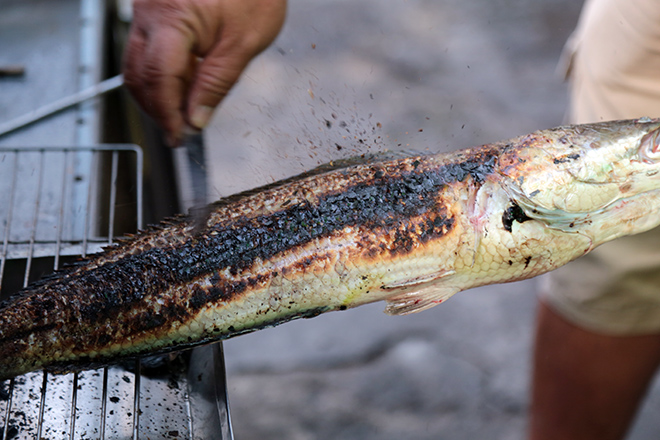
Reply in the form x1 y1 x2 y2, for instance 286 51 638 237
2 118 660 380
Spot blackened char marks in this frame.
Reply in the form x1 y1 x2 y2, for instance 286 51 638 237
389 215 455 256
168 163 460 283
0 152 503 369
73 255 174 322
502 203 532 232
437 150 498 184
189 285 209 310
421 216 455 243
54 153 496 326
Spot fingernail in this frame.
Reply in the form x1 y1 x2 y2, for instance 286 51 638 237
190 105 214 129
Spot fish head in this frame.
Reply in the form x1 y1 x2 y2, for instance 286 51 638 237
498 118 660 245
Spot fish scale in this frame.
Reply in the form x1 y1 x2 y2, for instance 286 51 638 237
2 118 660 379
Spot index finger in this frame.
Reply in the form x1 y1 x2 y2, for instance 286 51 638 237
124 24 194 143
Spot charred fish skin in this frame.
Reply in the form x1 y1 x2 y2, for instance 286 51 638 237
0 149 477 377
2 118 660 380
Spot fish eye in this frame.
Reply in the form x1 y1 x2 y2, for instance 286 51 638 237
639 128 660 163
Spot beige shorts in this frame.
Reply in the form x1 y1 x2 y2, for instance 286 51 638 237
542 0 660 335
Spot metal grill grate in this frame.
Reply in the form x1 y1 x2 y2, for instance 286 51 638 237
0 145 231 439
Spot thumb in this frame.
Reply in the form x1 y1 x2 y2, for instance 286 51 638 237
186 0 287 129
186 47 252 130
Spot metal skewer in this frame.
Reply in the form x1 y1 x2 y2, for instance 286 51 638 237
0 74 124 138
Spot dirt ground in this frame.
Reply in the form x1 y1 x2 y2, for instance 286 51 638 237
204 1 660 439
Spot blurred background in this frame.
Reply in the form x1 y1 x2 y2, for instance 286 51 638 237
210 1 660 439
3 0 660 439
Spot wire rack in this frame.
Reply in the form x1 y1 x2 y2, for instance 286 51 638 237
0 145 231 440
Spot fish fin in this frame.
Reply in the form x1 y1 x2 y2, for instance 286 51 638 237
381 269 455 290
381 269 458 315
384 285 460 316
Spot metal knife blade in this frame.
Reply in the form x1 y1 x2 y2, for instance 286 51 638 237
181 126 209 229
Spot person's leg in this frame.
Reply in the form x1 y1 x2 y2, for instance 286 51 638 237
530 300 660 440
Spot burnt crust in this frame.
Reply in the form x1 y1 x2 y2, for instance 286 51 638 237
0 146 500 377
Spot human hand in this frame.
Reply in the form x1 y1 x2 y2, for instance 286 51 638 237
123 0 287 145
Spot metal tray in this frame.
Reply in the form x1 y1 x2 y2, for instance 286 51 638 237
0 146 232 440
